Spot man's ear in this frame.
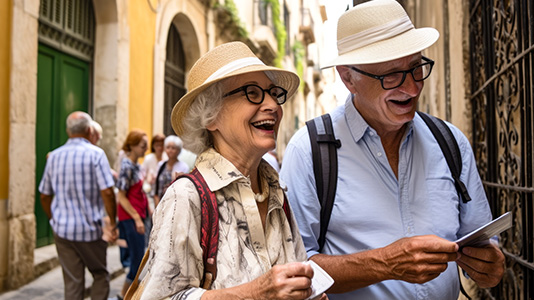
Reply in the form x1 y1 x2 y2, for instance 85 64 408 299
336 66 357 93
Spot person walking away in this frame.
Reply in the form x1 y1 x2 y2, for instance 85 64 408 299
39 111 118 300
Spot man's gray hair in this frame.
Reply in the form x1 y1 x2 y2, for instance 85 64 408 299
91 120 103 137
66 111 92 135
180 71 279 154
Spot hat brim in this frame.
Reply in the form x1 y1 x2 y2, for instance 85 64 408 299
171 65 300 136
322 27 439 68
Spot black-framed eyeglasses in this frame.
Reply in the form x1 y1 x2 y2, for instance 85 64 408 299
350 56 435 90
223 84 288 105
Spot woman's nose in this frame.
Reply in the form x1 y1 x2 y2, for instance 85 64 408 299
262 93 280 111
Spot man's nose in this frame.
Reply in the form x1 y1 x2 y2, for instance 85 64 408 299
398 73 423 96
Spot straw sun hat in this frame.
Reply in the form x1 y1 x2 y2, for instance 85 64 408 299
322 0 439 68
171 41 300 136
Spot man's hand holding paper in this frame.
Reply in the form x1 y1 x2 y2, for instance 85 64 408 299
455 212 511 288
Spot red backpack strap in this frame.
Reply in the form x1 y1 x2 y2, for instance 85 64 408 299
177 168 219 289
175 169 290 289
282 193 292 227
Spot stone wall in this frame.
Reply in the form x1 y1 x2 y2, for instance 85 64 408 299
408 0 472 138
5 0 40 290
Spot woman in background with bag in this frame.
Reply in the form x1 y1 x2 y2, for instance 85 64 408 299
116 129 149 300
129 42 326 300
153 135 189 208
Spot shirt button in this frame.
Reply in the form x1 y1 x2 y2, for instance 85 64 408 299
377 152 383 157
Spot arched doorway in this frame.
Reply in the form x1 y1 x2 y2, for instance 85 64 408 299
163 22 186 136
35 0 95 247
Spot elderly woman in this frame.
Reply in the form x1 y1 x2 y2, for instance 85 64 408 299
135 42 325 300
116 129 149 299
153 135 190 207
141 133 167 190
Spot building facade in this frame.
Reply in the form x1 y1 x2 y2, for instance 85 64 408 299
0 0 332 291
7 1 531 298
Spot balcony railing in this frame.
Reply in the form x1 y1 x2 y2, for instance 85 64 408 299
299 7 315 44
252 0 277 63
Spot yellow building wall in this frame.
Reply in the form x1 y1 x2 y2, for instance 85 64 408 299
0 0 12 291
0 1 11 199
129 1 157 140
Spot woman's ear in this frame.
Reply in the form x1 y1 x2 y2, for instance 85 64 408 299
206 120 217 131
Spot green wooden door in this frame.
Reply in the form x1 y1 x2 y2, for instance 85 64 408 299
35 44 90 247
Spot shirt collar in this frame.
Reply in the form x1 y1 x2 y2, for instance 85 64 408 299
344 94 371 142
67 137 91 144
195 148 283 204
195 148 244 192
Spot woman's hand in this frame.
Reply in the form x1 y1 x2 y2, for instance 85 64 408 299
134 218 145 235
251 262 314 300
201 262 316 300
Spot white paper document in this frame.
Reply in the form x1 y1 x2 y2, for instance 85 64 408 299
455 211 513 248
305 260 334 300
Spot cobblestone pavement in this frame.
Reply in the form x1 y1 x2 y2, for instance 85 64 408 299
0 245 126 300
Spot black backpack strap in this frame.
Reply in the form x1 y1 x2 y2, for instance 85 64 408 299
417 112 473 299
306 114 341 253
176 168 219 289
154 161 168 198
417 111 472 203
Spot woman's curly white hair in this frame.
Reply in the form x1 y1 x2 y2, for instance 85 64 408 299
180 81 224 154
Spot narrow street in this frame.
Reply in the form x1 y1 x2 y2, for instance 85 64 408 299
0 245 126 300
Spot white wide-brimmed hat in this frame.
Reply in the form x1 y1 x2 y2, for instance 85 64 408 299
171 41 300 136
322 0 439 68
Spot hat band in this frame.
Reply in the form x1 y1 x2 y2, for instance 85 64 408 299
337 15 414 55
205 57 265 82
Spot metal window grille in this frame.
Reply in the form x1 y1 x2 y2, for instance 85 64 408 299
38 0 95 62
469 0 534 299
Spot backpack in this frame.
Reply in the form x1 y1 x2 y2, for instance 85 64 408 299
305 111 473 299
125 167 293 299
306 111 472 252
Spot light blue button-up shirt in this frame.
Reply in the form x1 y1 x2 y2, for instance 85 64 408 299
280 97 492 300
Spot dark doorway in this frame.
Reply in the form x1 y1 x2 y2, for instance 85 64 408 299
164 23 186 136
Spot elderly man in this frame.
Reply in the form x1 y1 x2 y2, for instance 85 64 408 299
280 0 505 299
39 111 118 300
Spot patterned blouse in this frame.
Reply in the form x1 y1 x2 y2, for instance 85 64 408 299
139 148 307 300
116 157 148 221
